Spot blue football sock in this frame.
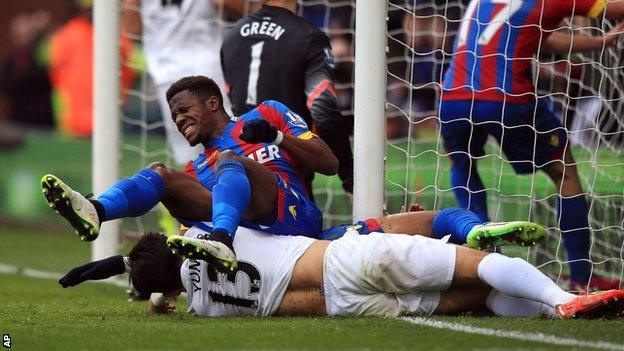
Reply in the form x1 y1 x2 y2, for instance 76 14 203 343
432 208 484 244
450 163 489 222
96 168 166 221
558 195 591 284
212 159 251 237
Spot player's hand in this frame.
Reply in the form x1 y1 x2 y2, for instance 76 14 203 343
604 22 624 46
240 119 278 144
400 203 424 212
59 255 126 288
148 300 176 314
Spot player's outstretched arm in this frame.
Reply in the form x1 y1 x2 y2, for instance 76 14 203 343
542 22 624 53
58 255 128 288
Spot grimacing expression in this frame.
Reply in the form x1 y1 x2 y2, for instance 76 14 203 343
169 90 212 146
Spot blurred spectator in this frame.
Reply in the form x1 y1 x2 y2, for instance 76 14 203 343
402 0 466 117
0 11 54 129
121 0 255 165
49 0 135 138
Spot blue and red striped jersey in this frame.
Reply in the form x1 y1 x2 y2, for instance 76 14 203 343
184 100 315 197
442 0 605 102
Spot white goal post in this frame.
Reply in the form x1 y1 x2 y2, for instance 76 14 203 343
352 0 387 221
92 0 121 260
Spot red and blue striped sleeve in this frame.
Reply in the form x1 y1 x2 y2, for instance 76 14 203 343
256 100 316 140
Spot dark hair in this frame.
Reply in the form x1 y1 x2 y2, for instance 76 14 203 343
129 232 183 296
165 75 225 111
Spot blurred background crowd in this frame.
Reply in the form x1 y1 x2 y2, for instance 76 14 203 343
0 0 471 146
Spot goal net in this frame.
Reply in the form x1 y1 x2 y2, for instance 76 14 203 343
382 0 624 287
109 0 623 287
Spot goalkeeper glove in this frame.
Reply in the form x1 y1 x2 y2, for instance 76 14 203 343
59 255 126 288
239 119 282 144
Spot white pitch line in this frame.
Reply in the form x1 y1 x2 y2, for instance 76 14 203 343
0 262 128 288
400 317 624 351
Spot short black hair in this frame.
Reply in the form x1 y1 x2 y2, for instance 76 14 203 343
166 75 225 111
129 232 183 296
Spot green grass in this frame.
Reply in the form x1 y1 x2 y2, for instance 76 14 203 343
2 225 624 350
3 273 624 350
0 227 89 272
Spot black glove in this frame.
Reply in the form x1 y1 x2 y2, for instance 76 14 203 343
239 119 278 144
59 255 126 288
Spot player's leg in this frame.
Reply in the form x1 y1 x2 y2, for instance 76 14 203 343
452 245 575 304
541 147 593 286
532 100 595 289
212 150 325 237
454 245 624 318
168 151 269 271
440 99 489 222
431 208 545 248
320 208 545 248
209 150 278 235
42 163 214 241
167 151 282 272
435 285 558 317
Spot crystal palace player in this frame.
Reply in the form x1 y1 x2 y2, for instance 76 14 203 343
42 76 338 272
440 0 624 289
220 0 354 195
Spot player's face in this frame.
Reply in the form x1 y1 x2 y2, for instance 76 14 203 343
169 90 216 146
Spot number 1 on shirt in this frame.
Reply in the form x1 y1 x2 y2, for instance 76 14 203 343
246 41 265 105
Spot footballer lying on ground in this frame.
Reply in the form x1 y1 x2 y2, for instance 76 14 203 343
60 218 624 318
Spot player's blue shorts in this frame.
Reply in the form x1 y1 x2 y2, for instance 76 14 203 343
181 174 323 237
318 218 384 240
439 99 567 174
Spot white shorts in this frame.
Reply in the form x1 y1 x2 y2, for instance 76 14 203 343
322 231 456 317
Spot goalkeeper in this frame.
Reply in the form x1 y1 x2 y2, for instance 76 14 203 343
42 75 338 273
439 0 624 290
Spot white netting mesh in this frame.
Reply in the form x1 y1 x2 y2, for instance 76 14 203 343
119 0 624 286
389 0 624 287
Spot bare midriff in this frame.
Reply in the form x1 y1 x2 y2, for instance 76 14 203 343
273 240 330 316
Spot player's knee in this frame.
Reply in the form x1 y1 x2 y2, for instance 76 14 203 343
147 162 173 180
543 162 565 182
215 150 242 164
449 152 471 170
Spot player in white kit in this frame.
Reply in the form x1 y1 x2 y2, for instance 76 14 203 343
124 226 624 319
122 0 235 164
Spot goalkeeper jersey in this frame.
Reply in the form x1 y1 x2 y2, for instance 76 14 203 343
180 226 315 317
220 5 336 126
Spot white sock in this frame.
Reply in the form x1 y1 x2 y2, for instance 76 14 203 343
477 253 576 307
486 290 557 318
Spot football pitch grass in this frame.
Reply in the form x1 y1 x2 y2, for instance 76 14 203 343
3 226 624 350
